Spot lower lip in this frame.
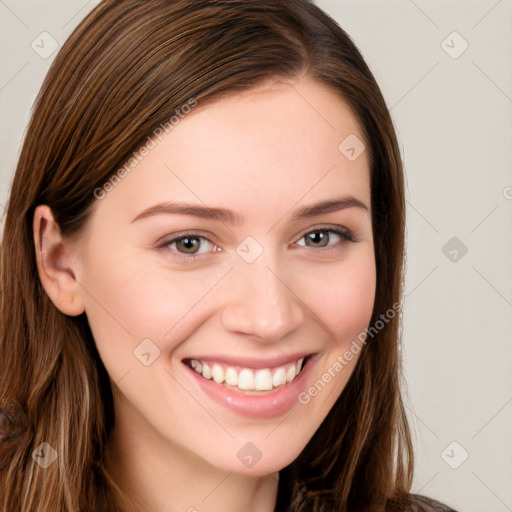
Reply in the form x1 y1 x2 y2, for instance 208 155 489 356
183 357 315 419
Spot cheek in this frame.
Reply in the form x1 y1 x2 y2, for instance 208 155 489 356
79 243 228 371
291 251 375 434
300 251 376 344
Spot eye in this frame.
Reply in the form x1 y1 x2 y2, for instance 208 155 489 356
296 227 355 249
159 233 217 259
172 235 209 254
157 226 356 263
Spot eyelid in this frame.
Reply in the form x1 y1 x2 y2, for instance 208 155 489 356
156 229 217 250
156 229 216 246
155 231 217 262
293 224 356 244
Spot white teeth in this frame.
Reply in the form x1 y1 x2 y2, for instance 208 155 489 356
202 362 212 380
211 364 224 384
188 357 307 391
254 369 273 391
296 357 304 376
238 369 255 390
190 359 202 373
272 367 286 387
225 367 238 386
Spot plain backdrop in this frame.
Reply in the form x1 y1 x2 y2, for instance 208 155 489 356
1 1 511 511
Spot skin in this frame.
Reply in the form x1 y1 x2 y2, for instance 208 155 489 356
34 77 376 512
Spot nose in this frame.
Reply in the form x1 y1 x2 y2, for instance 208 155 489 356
220 259 305 341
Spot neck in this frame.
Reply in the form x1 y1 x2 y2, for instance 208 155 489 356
104 398 279 512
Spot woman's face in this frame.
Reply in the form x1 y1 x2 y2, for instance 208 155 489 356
69 78 376 475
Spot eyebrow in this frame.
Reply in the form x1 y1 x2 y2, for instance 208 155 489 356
130 196 369 225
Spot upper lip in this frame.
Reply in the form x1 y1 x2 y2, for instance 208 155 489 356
182 352 316 369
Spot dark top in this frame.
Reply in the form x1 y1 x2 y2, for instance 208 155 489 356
273 491 459 511
272 464 459 511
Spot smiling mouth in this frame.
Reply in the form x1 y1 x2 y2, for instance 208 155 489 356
182 355 312 392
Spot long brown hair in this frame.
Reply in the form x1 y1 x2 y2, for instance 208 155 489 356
0 1 413 510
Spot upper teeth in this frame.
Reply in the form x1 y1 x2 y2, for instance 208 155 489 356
188 357 305 391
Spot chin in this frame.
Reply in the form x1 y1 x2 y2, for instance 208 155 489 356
197 430 313 477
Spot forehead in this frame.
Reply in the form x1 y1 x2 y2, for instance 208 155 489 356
91 78 371 225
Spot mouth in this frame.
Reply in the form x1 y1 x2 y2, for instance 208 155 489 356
182 355 311 393
180 353 317 419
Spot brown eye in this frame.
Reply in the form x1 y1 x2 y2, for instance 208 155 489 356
298 228 354 249
304 231 330 248
159 233 216 261
174 236 202 254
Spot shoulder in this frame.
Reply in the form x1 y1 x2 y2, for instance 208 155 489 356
409 493 460 512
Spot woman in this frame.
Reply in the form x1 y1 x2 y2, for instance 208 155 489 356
0 1 458 511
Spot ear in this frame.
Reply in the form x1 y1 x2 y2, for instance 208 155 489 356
33 205 85 316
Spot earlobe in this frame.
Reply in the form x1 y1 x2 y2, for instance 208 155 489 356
33 205 85 317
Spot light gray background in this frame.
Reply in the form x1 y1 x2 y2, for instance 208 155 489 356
1 1 511 511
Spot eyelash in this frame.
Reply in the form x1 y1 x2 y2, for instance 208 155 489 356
157 226 356 263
